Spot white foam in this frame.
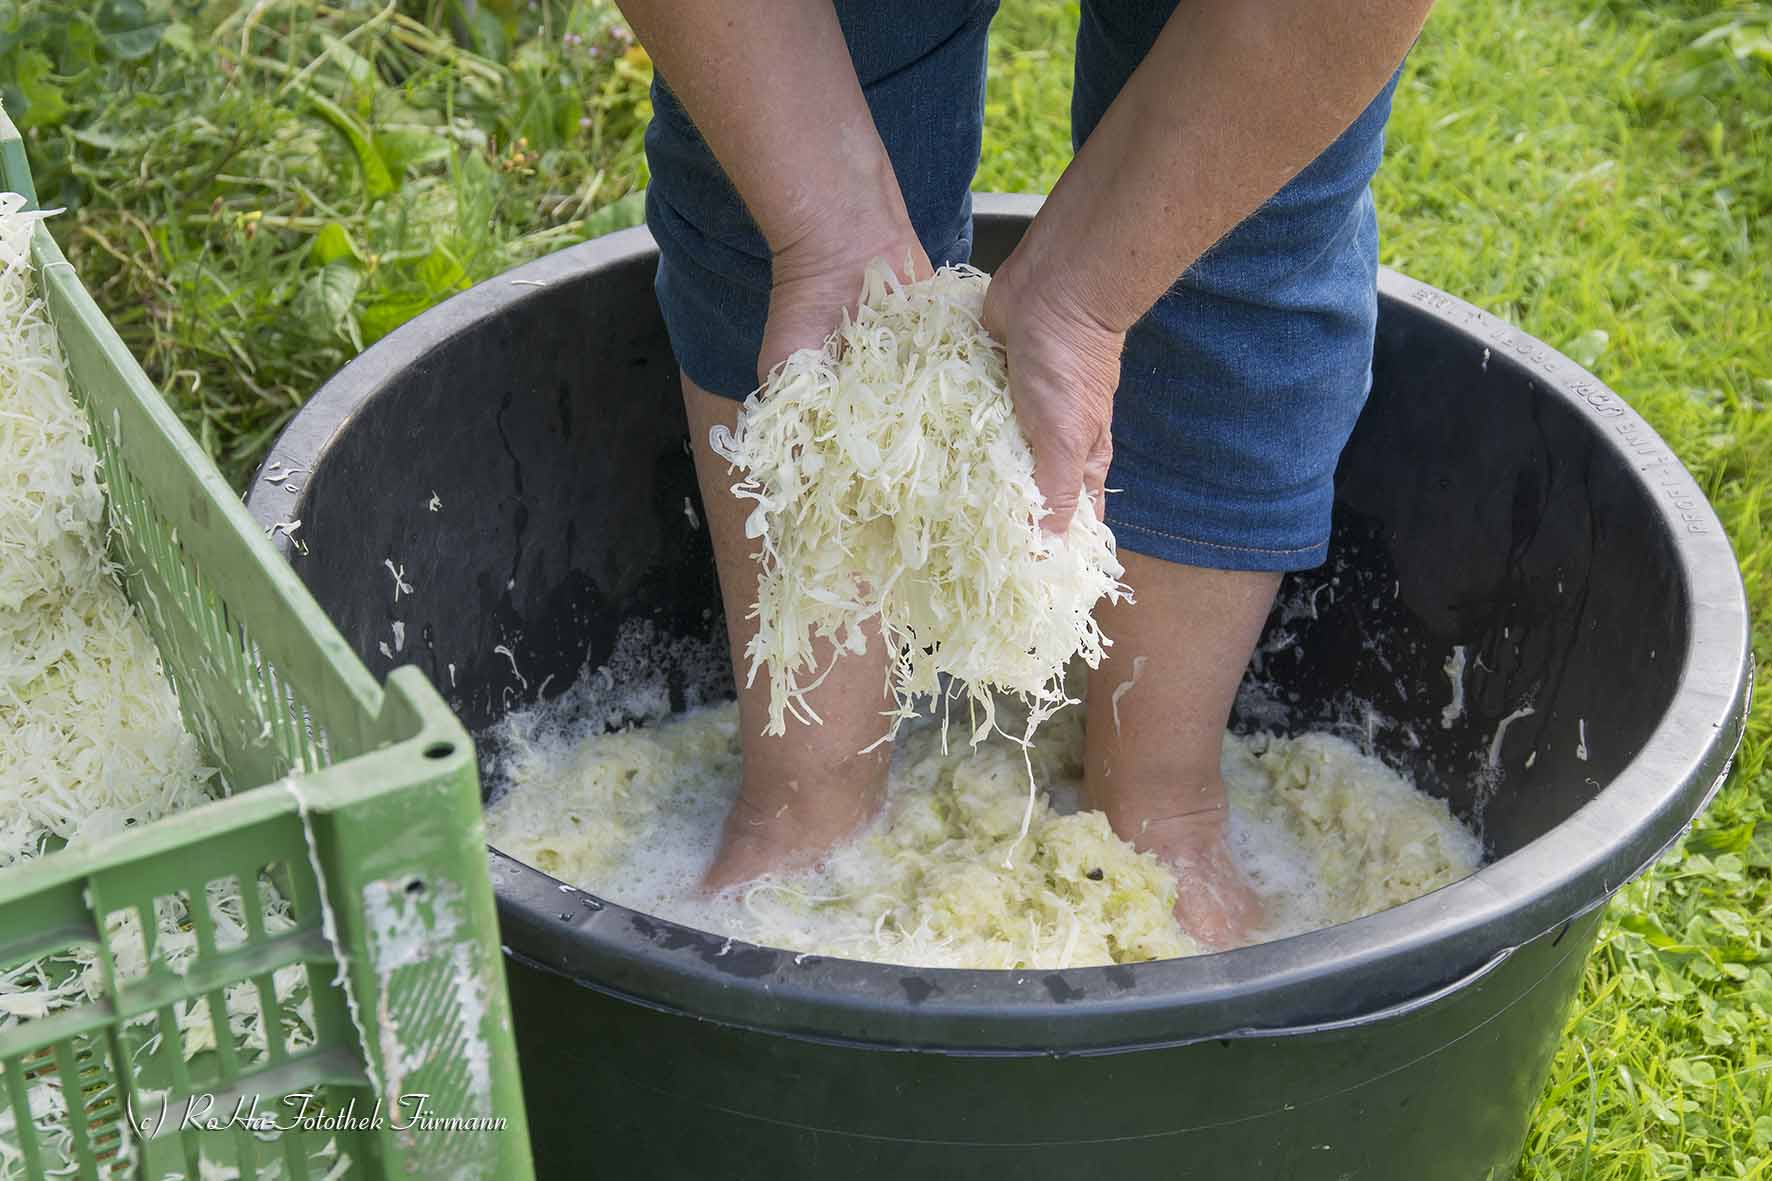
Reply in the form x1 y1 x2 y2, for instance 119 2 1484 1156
484 658 1484 967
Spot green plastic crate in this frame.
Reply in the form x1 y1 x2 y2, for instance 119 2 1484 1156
0 115 533 1180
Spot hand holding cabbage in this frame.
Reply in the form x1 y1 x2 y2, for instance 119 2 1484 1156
713 263 1132 767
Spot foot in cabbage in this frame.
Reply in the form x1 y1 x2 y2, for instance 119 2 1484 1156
1087 766 1264 949
1129 804 1266 950
701 767 886 892
1085 556 1282 950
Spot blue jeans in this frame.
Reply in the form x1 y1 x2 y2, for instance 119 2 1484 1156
644 0 1399 573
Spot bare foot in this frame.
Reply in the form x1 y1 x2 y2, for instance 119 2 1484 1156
700 771 886 892
1078 554 1283 952
1090 774 1264 950
1127 805 1265 950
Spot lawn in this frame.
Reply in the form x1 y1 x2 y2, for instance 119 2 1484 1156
10 0 1772 1175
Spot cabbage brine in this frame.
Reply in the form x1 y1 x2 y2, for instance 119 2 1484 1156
484 687 1483 970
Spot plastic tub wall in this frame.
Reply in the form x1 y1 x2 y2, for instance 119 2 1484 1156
250 196 1751 1179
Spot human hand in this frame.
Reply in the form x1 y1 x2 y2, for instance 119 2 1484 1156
760 219 931 383
981 253 1126 535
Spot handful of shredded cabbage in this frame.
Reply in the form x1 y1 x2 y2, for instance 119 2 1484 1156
712 263 1129 747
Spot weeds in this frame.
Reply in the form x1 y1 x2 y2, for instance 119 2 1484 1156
10 0 651 482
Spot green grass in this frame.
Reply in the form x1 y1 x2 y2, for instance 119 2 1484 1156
12 0 1772 1175
13 0 654 482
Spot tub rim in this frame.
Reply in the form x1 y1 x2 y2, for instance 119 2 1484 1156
252 193 1754 1051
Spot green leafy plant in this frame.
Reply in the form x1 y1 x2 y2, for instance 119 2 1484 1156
0 0 173 130
14 0 651 482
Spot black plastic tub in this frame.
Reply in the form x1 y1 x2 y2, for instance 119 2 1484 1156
250 194 1752 1179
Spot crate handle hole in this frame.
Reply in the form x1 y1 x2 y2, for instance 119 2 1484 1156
423 742 456 761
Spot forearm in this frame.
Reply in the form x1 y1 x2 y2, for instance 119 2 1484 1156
615 1 909 261
1022 0 1433 333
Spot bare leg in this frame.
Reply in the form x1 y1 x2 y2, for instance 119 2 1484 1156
1085 552 1279 949
685 377 894 891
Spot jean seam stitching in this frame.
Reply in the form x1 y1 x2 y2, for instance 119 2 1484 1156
1104 517 1326 556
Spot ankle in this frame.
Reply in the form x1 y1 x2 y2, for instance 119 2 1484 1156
720 762 887 860
702 772 886 892
1090 771 1228 833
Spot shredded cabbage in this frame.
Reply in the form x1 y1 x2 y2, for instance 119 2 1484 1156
492 705 740 885
483 673 1484 970
0 192 212 867
487 698 1196 969
1225 731 1485 925
483 619 735 881
712 263 1129 752
732 705 1198 968
0 193 323 1180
